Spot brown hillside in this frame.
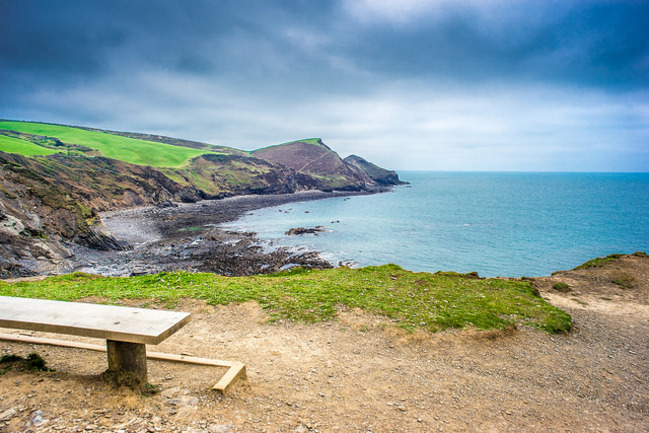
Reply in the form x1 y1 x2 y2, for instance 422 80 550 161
252 140 368 190
253 141 348 174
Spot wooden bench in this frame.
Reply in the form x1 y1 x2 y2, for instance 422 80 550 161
0 295 190 384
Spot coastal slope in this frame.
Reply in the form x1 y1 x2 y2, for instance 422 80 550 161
0 121 405 278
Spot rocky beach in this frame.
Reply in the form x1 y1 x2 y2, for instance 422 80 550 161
73 191 377 277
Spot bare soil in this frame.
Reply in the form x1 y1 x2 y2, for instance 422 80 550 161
1 255 648 432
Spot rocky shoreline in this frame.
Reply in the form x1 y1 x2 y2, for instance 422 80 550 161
69 190 381 277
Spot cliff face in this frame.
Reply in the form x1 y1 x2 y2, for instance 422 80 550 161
343 155 406 186
162 153 314 198
0 152 122 277
251 139 405 191
0 124 405 278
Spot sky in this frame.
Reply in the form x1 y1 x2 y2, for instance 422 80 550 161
1 0 648 171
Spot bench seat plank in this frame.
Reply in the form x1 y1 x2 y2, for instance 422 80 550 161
0 296 191 345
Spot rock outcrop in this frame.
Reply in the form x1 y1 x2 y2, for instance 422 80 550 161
343 154 407 186
252 138 405 191
285 226 328 236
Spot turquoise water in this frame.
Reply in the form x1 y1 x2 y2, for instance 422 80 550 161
221 172 649 277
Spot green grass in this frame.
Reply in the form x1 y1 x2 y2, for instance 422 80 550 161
252 137 323 153
0 121 216 167
574 254 623 270
552 282 571 293
0 265 572 334
0 135 61 156
0 353 53 375
611 275 634 289
294 138 322 146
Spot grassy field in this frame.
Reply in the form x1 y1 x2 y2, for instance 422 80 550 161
290 138 322 146
252 137 323 153
0 265 571 334
0 121 216 167
0 135 61 156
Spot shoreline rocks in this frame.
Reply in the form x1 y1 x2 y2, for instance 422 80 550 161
0 189 388 279
285 226 327 236
61 191 378 277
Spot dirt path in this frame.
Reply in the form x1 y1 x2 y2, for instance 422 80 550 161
1 255 648 432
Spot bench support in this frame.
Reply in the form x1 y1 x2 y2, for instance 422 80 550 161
106 340 148 384
0 332 246 393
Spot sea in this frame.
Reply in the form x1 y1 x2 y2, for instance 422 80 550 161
220 172 649 278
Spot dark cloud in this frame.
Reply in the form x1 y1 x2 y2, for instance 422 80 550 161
338 1 649 90
3 1 647 89
1 0 647 171
0 1 123 78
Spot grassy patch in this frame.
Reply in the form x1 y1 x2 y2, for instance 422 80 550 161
181 226 204 232
295 138 323 146
0 121 216 167
0 265 572 334
252 138 323 153
0 135 60 156
0 353 53 375
612 275 635 289
571 297 588 306
574 254 623 270
552 282 571 293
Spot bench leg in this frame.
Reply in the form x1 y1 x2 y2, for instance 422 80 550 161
106 340 148 384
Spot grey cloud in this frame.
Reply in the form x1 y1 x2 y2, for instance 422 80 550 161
0 1 125 78
4 1 647 90
1 0 647 172
338 1 649 90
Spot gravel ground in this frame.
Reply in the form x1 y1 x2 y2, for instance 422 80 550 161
0 255 647 432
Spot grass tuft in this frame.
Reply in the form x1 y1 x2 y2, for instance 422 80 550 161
612 275 634 289
0 353 53 375
574 254 623 270
552 282 571 293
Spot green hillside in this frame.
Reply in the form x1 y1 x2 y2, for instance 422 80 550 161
0 121 217 167
0 135 60 156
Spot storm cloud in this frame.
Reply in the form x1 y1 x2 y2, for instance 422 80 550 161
1 0 648 171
